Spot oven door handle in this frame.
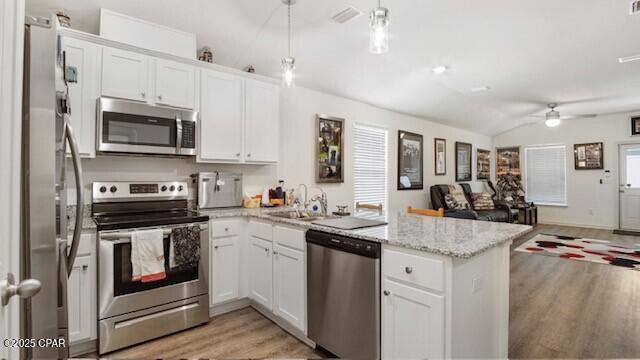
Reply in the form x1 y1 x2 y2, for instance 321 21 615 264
65 117 84 277
99 223 208 243
175 115 183 155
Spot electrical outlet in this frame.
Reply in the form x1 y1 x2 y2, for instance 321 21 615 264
472 277 482 294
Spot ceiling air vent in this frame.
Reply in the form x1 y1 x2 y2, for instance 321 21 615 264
632 0 640 14
332 6 363 24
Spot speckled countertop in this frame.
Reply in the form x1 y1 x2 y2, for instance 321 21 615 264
202 207 533 259
70 205 532 258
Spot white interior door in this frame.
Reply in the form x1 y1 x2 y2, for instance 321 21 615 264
0 1 24 358
619 144 640 231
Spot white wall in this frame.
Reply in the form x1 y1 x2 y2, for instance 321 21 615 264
71 86 493 211
278 86 493 212
494 113 640 229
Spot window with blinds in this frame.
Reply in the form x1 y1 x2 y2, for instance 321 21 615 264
353 124 388 211
524 145 567 206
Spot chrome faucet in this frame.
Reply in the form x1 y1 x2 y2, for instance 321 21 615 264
310 188 328 217
298 184 309 210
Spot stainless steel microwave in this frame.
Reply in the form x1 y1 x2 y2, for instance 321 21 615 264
97 98 197 156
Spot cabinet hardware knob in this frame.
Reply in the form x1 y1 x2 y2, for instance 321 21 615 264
141 92 146 98
264 248 269 253
405 266 413 274
247 153 251 157
82 265 88 271
214 245 219 250
224 227 229 231
158 95 163 101
273 251 278 255
236 153 241 157
383 290 390 296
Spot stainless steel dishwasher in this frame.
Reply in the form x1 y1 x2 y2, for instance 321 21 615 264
306 230 381 359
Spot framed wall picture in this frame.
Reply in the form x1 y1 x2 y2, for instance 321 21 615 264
477 148 491 180
434 138 446 176
398 130 424 190
496 146 521 179
316 114 344 183
455 142 472 182
574 142 603 170
632 116 640 136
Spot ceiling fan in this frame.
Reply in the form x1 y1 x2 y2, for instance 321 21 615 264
528 103 597 127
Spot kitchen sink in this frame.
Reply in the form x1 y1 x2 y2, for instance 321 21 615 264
269 211 332 222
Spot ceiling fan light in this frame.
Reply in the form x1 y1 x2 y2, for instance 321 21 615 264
369 7 389 54
545 118 561 127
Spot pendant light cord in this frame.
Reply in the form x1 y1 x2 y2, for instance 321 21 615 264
287 2 292 57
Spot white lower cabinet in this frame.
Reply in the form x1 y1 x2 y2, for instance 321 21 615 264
210 236 239 306
249 236 273 310
382 278 445 359
273 243 305 333
67 232 97 345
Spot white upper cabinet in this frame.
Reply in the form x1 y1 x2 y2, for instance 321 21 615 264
199 70 244 162
244 79 280 163
154 58 195 109
62 37 100 158
101 47 150 102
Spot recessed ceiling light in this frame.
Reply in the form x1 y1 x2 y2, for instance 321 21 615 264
471 86 491 93
432 66 448 74
619 54 640 63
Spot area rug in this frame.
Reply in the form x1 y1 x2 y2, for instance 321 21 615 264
515 234 640 271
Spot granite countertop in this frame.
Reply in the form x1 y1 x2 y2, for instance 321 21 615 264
202 207 533 259
71 205 532 258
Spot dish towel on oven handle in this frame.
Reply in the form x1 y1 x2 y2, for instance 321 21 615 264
170 225 201 270
131 229 167 283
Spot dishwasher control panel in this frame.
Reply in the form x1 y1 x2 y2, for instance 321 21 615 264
306 230 380 258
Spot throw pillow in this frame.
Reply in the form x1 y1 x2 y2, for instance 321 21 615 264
471 192 495 210
447 184 470 209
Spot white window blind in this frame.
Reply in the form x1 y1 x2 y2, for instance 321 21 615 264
524 145 567 206
353 124 388 211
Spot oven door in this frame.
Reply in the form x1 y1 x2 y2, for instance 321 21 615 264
98 222 209 320
97 97 197 156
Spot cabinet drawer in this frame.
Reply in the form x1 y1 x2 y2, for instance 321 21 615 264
273 225 305 251
211 219 241 238
383 249 444 292
248 220 272 241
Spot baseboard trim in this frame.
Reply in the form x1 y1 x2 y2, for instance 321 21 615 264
250 300 315 348
209 298 251 317
538 220 614 231
613 229 640 236
69 339 96 358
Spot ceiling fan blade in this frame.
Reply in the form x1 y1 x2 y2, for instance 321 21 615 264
527 114 545 118
561 114 597 120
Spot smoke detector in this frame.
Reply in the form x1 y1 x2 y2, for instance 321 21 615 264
332 6 363 24
632 0 640 15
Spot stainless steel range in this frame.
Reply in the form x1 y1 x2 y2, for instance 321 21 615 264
93 181 209 354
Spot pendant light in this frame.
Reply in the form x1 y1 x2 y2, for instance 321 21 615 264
281 0 296 88
369 0 389 54
545 104 561 127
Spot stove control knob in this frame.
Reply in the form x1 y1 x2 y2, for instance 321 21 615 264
178 185 184 192
110 186 117 193
161 185 167 192
169 185 176 191
99 186 107 193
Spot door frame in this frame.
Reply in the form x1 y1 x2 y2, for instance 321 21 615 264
0 0 24 358
617 141 640 231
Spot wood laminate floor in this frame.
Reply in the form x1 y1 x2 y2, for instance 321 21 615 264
509 224 640 359
99 306 324 359
86 224 640 359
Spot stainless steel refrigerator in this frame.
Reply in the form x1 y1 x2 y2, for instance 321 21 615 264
21 15 84 359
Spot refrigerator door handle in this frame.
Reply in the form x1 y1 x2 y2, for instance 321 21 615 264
65 119 84 277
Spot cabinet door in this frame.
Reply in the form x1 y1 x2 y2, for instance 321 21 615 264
154 58 195 109
382 278 445 359
273 244 305 332
198 70 244 162
62 37 100 158
249 236 272 310
210 236 239 306
244 79 279 163
68 255 92 343
101 47 149 102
